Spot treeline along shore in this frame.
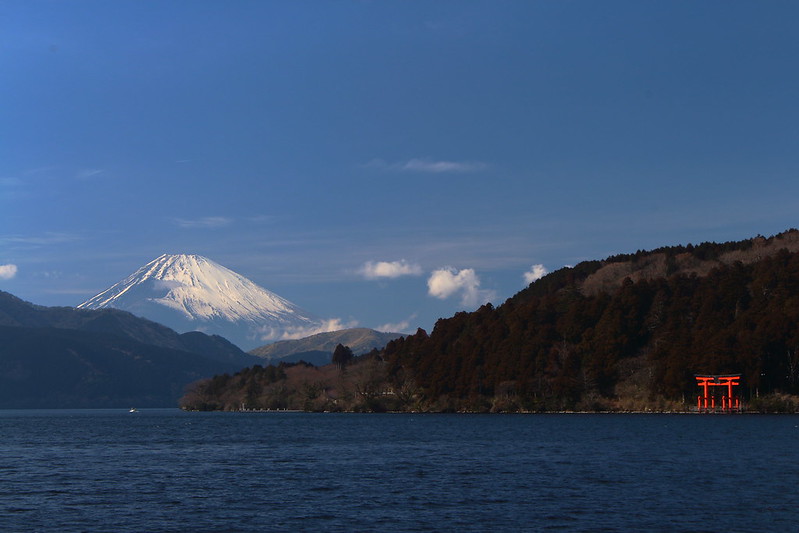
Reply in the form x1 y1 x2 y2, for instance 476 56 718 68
181 230 799 413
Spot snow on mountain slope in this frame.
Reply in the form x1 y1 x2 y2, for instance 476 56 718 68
78 254 322 350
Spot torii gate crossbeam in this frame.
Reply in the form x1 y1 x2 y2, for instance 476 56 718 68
695 374 741 413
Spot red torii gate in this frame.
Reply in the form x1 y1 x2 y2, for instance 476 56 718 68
695 374 741 413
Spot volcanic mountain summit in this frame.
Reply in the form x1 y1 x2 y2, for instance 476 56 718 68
78 254 321 350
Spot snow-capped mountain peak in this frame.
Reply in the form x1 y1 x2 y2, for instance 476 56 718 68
78 254 320 349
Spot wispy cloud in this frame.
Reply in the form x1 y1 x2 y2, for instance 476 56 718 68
427 267 495 307
523 264 548 284
365 158 487 174
0 232 82 246
172 214 274 230
174 216 233 229
33 270 63 279
376 314 417 334
0 264 18 280
257 318 359 341
76 169 105 180
247 214 276 224
358 259 423 280
402 158 486 173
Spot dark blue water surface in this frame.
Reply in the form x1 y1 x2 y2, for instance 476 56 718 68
1 410 797 532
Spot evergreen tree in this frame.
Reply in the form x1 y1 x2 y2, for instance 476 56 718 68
332 343 354 369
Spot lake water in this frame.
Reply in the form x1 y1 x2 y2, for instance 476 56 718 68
1 410 797 532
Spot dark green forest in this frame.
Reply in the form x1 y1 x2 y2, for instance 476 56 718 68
182 230 799 412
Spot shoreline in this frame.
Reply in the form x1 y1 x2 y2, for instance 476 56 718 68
184 407 798 415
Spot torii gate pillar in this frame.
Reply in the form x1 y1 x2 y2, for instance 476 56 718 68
695 374 741 413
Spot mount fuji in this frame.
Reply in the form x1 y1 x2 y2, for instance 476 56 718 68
78 254 322 350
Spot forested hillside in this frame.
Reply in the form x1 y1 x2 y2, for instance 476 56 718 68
0 291 259 407
182 230 799 412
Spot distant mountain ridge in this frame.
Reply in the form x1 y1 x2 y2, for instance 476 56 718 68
250 328 403 364
0 325 230 408
78 254 321 350
0 290 253 366
0 290 260 407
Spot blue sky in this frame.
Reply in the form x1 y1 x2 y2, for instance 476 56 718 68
3 1 799 336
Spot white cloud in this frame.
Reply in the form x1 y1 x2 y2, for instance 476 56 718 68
359 259 423 280
153 280 184 291
0 264 18 280
258 318 359 341
427 267 495 307
402 158 486 173
365 158 487 173
523 264 548 284
175 216 232 229
376 314 417 333
428 267 477 300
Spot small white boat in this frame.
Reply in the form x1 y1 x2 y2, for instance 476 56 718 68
129 407 138 413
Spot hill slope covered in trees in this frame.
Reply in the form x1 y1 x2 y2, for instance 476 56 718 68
0 292 259 407
182 230 799 412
